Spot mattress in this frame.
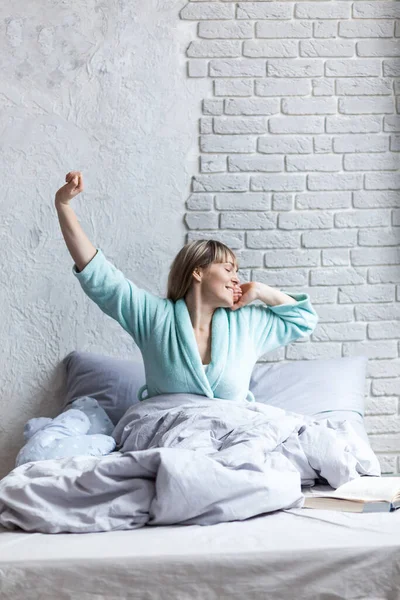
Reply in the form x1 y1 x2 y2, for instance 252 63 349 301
0 483 399 600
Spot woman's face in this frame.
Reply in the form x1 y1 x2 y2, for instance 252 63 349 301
199 260 240 308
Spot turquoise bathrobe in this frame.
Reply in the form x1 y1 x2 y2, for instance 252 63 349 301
73 249 319 403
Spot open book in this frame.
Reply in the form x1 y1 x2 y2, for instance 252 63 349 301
302 476 400 513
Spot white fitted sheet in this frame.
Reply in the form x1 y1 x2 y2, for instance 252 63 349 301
0 484 399 600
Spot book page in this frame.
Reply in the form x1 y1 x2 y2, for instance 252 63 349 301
311 477 399 502
303 496 392 512
304 497 365 512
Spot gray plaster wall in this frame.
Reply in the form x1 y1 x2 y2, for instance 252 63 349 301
0 0 205 477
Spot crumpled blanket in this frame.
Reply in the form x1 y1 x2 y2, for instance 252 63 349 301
15 397 116 467
0 394 381 533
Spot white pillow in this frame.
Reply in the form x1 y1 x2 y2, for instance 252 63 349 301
249 356 370 444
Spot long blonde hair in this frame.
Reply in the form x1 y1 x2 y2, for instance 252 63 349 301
167 239 239 302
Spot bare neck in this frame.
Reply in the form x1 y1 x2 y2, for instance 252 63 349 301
184 290 214 333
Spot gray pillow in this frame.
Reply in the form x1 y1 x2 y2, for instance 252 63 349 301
62 351 146 425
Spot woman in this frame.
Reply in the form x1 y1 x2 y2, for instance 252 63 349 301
55 171 319 404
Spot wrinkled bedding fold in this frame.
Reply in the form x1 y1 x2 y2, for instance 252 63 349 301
0 394 381 533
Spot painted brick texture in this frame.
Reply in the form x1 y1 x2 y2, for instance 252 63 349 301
181 1 400 473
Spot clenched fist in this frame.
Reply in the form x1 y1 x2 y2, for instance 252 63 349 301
230 282 259 311
55 171 84 206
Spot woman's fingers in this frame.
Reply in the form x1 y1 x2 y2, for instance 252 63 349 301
55 171 84 205
234 285 242 298
64 171 84 192
66 171 82 184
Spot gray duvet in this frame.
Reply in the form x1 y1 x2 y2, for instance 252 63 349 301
0 394 381 533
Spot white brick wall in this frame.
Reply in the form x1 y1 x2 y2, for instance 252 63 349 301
181 1 400 474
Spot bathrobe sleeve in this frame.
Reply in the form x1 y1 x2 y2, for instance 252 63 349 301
72 248 166 348
245 292 319 358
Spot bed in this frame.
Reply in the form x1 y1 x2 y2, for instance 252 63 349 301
1 492 399 600
0 352 398 599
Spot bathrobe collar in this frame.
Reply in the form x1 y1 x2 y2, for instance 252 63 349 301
175 298 229 398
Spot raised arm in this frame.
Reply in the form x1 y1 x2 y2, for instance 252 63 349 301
55 171 97 272
54 170 167 348
246 290 319 358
